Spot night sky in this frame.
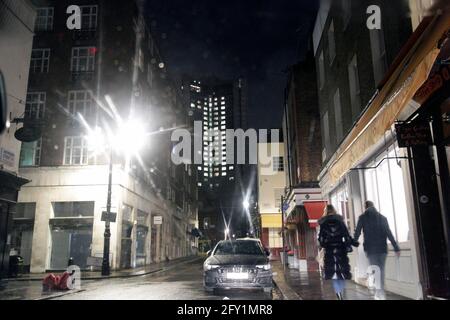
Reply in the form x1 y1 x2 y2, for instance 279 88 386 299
146 0 319 129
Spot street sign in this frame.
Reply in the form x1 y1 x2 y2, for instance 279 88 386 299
395 122 433 148
153 215 163 225
101 211 117 222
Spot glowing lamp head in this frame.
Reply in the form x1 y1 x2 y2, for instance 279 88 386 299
113 119 146 155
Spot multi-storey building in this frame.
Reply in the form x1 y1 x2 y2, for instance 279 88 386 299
12 0 197 273
281 55 325 272
314 0 450 299
0 0 36 278
257 139 285 260
181 77 249 244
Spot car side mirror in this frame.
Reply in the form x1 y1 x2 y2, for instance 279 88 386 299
0 71 7 134
265 249 270 256
206 250 212 256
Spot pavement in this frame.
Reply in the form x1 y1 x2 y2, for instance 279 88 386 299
3 255 197 281
0 256 282 300
272 260 409 300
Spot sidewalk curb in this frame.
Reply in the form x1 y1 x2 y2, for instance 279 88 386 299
38 257 204 300
272 271 302 300
35 289 86 301
5 256 202 282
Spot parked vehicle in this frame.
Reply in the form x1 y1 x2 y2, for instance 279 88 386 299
203 238 273 298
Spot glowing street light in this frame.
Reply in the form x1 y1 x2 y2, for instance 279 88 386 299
86 118 147 276
224 227 230 240
243 199 250 210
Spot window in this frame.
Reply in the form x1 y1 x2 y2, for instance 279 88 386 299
330 184 351 227
52 202 95 218
322 111 330 161
268 228 282 248
35 7 54 31
342 0 352 30
370 28 388 86
138 49 144 71
71 47 96 73
19 139 42 167
81 5 98 30
318 51 325 89
68 90 93 117
328 20 336 64
348 54 361 120
273 156 284 172
64 136 89 165
147 64 153 87
31 49 50 73
363 146 410 243
25 92 46 119
333 89 343 143
15 203 36 220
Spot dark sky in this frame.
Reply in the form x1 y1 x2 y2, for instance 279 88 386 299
146 0 319 129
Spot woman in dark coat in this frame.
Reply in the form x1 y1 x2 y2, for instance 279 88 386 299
318 205 355 300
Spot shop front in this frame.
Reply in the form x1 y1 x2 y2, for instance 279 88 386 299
318 13 450 299
398 42 450 298
283 187 325 271
260 213 283 260
0 172 29 278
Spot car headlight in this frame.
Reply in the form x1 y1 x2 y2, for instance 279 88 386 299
204 263 220 271
256 264 271 271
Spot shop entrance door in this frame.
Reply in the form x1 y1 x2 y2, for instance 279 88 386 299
151 226 157 262
0 201 10 277
70 233 92 269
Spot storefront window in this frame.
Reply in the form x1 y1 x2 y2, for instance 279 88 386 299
330 184 350 227
50 227 92 269
363 145 410 243
52 201 94 218
268 228 282 248
12 203 36 270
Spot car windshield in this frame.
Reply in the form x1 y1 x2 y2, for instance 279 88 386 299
214 241 264 256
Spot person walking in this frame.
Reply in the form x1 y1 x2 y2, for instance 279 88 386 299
353 201 401 300
318 205 355 300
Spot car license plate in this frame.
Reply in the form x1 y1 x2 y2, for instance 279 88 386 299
227 272 248 280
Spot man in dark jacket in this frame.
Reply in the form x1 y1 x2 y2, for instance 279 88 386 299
354 201 400 299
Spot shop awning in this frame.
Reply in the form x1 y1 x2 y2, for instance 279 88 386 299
0 170 30 191
322 10 450 189
303 201 327 228
261 213 282 228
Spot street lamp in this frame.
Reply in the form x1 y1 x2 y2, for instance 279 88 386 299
243 199 250 210
86 119 146 276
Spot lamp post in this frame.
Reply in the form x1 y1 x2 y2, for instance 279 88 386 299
86 118 146 276
101 147 113 276
281 195 287 271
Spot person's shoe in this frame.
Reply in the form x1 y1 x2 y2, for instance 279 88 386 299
336 293 344 300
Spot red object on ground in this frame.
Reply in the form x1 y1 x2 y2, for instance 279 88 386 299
42 272 71 291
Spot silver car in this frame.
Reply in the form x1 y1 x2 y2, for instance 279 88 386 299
203 238 273 298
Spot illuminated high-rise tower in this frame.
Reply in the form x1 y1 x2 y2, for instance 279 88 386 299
182 77 249 241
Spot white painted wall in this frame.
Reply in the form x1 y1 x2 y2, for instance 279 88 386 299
18 165 187 272
257 142 286 215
